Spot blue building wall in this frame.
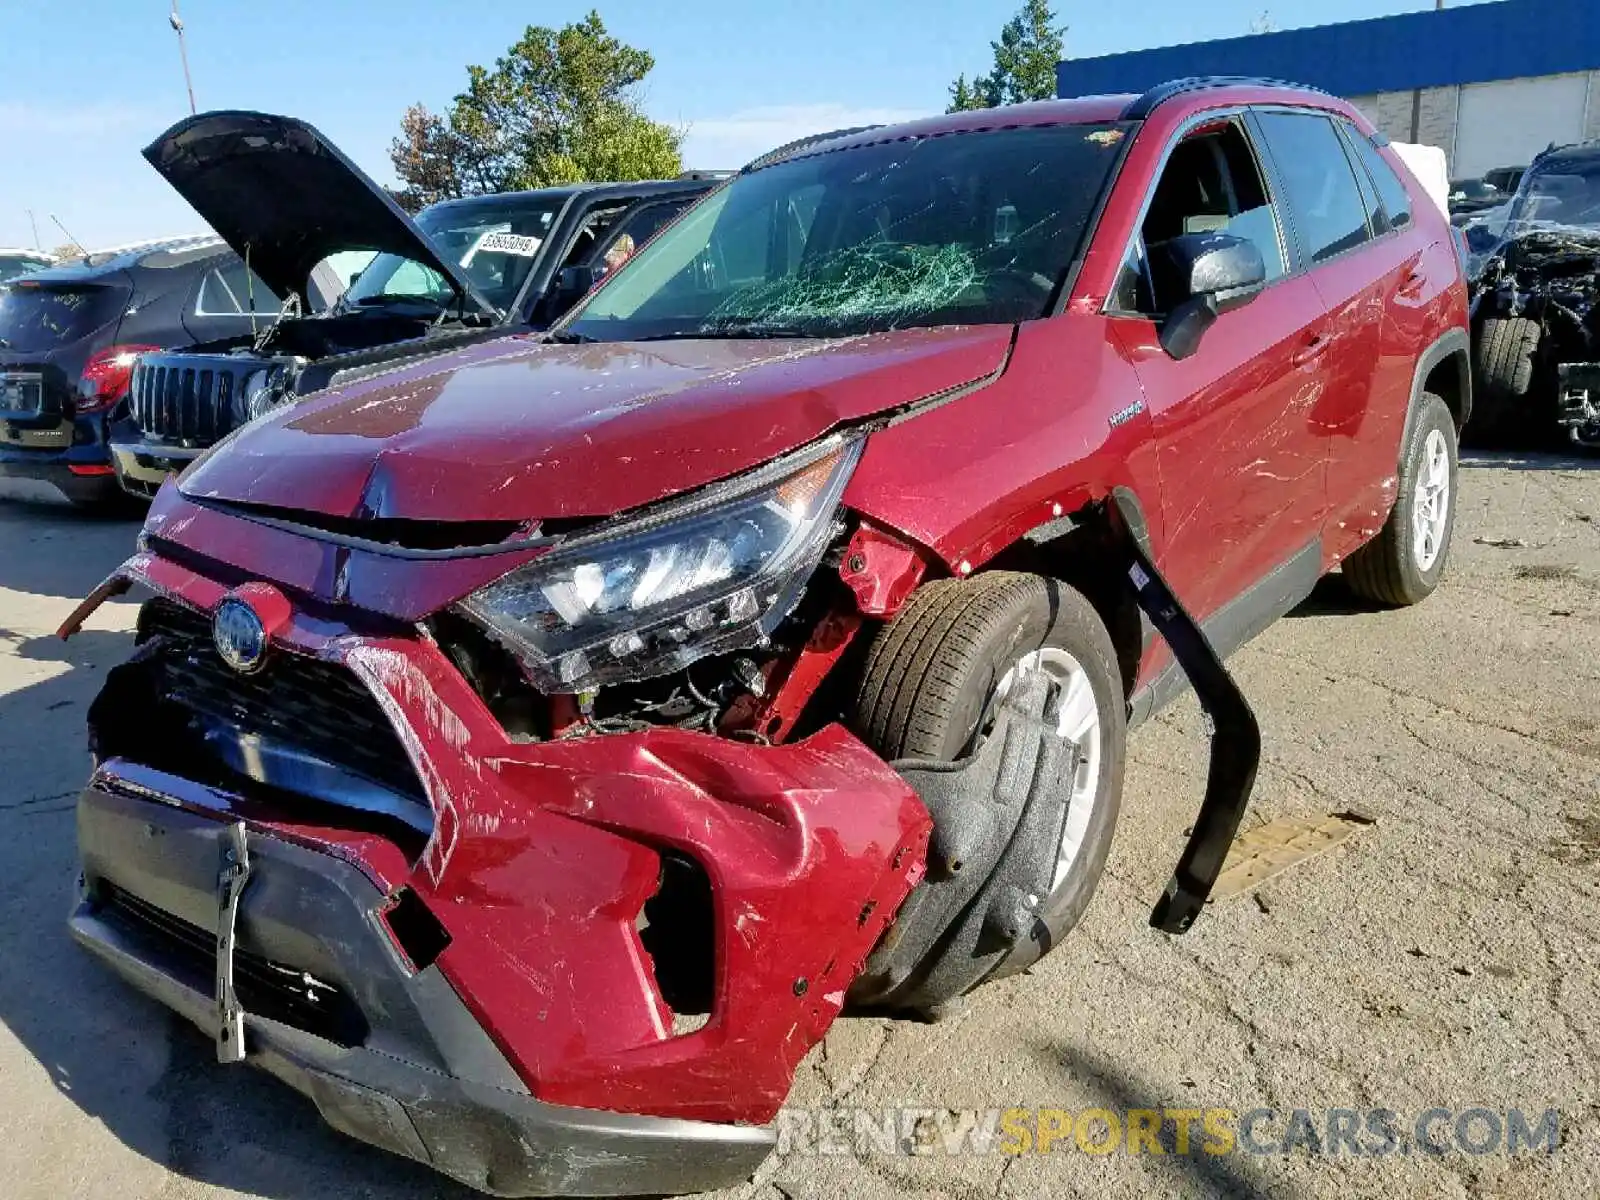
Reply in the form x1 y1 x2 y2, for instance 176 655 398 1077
1056 0 1600 99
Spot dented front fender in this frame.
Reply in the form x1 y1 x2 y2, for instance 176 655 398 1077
66 554 931 1126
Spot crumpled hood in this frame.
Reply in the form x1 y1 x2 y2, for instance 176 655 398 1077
178 326 1012 523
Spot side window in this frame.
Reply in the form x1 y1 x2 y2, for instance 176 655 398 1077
593 201 688 276
1337 124 1386 235
1113 121 1287 315
382 258 445 296
559 205 630 274
1345 129 1414 231
1255 112 1373 265
195 262 283 316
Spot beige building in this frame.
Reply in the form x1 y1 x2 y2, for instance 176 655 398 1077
1058 1 1600 184
1350 70 1600 180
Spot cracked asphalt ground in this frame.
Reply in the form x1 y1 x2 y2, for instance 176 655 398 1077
1 453 1597 1200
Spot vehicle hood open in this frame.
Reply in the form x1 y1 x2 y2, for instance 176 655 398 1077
144 110 496 315
177 326 1013 524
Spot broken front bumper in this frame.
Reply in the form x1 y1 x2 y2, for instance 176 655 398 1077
67 552 931 1196
72 774 775 1196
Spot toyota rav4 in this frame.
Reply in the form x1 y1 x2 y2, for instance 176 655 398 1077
62 79 1470 1197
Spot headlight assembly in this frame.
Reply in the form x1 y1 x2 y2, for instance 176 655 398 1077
458 435 862 694
234 368 276 425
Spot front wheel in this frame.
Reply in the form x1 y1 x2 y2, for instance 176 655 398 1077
852 572 1126 955
1343 391 1459 606
1470 317 1542 445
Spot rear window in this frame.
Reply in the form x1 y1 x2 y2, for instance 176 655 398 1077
0 255 52 284
1347 133 1415 230
0 281 130 353
195 262 283 316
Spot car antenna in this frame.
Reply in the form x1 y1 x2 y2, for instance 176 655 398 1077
49 214 88 260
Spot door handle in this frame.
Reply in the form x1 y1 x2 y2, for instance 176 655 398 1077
1292 334 1329 366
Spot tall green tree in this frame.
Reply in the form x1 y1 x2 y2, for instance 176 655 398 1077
390 11 683 210
947 1 1066 113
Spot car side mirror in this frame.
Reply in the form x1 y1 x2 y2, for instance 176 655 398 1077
1152 233 1267 361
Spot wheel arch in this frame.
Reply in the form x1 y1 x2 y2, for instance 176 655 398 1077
979 489 1151 704
1408 326 1472 439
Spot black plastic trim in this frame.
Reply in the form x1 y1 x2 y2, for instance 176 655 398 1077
1107 490 1261 935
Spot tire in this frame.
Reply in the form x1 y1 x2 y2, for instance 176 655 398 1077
1343 391 1458 607
851 571 1126 945
1469 317 1541 445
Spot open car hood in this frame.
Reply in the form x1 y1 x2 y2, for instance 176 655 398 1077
177 326 1013 524
144 110 497 315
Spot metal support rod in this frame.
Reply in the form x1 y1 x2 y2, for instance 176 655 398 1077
170 2 197 116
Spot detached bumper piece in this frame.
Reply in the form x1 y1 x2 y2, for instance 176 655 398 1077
71 777 776 1197
1110 490 1261 934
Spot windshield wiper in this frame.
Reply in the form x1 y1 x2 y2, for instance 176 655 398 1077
544 330 597 344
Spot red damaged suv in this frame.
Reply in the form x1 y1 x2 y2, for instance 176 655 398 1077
63 80 1469 1196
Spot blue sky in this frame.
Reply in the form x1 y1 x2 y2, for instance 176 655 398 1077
0 0 1493 249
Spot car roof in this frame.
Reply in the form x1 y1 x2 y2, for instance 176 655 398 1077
422 178 715 219
15 236 230 283
752 80 1361 167
0 248 54 259
1531 140 1600 173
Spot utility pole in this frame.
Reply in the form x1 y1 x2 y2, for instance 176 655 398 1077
170 1 197 115
1410 1 1446 138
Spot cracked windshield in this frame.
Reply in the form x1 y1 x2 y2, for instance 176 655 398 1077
565 123 1129 342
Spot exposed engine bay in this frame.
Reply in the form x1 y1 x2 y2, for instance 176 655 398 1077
1468 148 1600 450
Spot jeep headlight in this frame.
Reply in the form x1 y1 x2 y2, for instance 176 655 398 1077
459 436 862 694
233 369 276 425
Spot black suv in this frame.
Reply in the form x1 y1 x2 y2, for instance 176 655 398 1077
0 237 331 507
114 111 715 497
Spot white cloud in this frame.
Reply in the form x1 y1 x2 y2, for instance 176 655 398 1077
678 103 933 171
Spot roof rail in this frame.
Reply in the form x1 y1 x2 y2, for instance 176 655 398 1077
740 125 884 174
86 233 219 257
1121 76 1332 120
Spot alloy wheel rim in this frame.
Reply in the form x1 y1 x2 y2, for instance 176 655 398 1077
993 646 1102 894
1412 428 1451 572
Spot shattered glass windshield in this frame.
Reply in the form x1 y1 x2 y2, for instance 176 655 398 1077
342 195 564 314
563 123 1131 341
1513 164 1600 230
1462 159 1600 279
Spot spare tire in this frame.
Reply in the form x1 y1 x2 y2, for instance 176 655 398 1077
1470 317 1542 445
